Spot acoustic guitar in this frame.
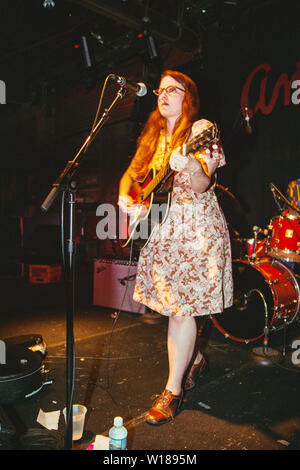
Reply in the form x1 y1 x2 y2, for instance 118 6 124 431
120 123 219 251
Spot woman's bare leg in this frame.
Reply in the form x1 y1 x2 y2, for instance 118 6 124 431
165 316 199 395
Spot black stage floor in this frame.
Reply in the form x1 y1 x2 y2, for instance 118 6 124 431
1 261 300 452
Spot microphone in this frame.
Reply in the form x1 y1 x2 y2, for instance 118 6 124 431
270 182 300 215
243 105 252 134
110 74 147 97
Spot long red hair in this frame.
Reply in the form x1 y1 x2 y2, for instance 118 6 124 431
129 70 200 179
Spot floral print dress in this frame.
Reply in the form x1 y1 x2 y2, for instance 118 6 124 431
132 119 233 317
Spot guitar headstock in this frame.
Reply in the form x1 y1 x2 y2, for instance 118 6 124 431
183 123 219 156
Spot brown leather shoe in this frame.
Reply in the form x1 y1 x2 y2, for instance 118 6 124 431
184 354 207 391
146 389 183 426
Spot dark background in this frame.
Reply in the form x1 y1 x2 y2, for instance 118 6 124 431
0 0 299 274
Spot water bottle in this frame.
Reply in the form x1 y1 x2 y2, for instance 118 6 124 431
109 416 127 450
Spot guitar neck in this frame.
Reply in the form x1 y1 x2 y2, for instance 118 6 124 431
140 123 218 202
182 124 218 156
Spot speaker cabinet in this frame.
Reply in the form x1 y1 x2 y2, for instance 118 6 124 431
93 259 146 314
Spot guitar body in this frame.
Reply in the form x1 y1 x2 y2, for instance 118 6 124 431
120 169 174 251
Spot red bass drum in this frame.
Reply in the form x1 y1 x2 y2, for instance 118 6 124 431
211 258 300 343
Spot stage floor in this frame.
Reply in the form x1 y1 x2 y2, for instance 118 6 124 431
1 261 300 452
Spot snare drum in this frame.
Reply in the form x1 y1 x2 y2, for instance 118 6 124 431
211 258 300 343
266 215 300 262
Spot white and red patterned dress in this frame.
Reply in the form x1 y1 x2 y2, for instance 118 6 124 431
132 119 233 317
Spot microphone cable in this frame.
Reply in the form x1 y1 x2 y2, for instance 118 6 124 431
60 189 75 449
104 236 136 393
90 74 114 135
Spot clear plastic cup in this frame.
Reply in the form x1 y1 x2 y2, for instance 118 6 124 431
63 404 87 441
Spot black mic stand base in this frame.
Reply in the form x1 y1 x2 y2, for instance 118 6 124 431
249 293 283 366
251 346 282 366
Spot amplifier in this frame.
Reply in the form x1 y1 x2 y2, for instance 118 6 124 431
29 264 62 284
93 259 146 314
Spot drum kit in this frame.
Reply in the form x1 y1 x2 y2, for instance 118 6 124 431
212 183 300 357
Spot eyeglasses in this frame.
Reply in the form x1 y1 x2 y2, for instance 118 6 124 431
153 86 186 96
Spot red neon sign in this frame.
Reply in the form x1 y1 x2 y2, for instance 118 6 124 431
240 62 300 118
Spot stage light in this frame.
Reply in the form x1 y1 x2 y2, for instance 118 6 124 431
82 35 92 68
43 0 55 8
146 34 158 59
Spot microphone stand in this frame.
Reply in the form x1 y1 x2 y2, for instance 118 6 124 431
40 85 127 450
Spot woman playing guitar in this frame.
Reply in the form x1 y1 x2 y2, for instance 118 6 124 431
118 70 233 425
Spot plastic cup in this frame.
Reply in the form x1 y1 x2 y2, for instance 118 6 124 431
63 404 87 441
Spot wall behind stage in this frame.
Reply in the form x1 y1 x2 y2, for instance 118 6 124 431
82 0 300 239
0 0 299 250
179 0 300 236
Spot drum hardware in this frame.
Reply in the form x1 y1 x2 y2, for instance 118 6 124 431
266 215 300 263
249 225 267 262
281 316 289 357
231 230 268 262
250 226 259 261
242 288 281 361
251 345 283 366
249 226 269 262
234 291 250 311
211 259 300 358
249 286 282 364
268 275 293 285
269 182 300 217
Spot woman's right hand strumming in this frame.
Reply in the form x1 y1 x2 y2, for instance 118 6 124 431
118 194 137 214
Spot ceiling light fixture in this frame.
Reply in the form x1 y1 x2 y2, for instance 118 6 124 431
43 0 55 8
